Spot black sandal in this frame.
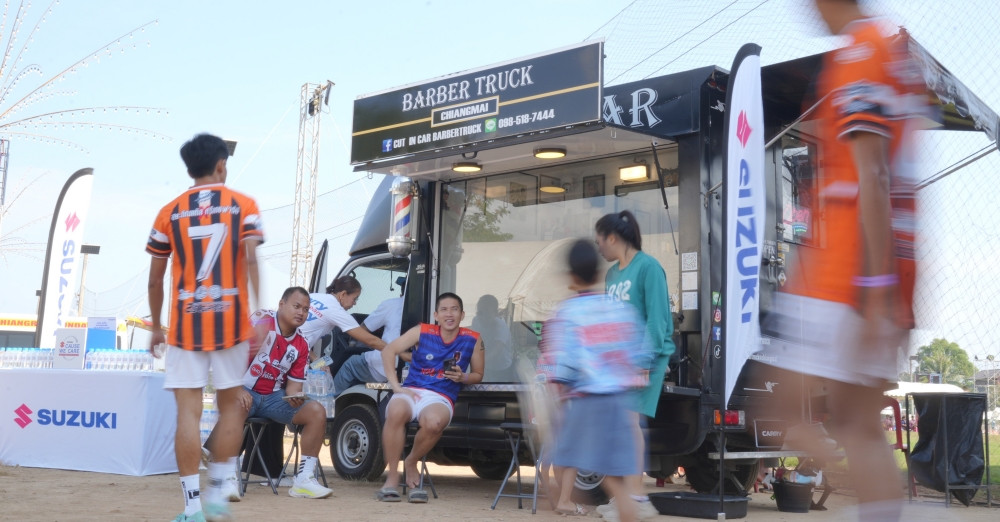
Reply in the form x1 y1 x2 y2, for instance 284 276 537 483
375 487 401 502
407 488 429 503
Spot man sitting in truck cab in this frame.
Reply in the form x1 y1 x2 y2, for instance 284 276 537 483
375 292 485 503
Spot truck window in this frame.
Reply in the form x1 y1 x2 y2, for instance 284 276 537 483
345 257 409 323
778 132 818 245
438 151 681 382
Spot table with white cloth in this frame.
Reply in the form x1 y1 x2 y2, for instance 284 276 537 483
0 368 177 476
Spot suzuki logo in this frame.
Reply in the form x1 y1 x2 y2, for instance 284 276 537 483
737 110 752 148
14 404 32 428
65 212 81 232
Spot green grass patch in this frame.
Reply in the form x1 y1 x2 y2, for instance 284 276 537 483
778 431 999 497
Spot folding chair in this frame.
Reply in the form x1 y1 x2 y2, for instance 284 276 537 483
400 421 437 498
239 417 279 495
278 423 328 487
883 397 918 497
491 422 543 514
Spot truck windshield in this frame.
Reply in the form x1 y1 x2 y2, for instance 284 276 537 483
439 152 681 382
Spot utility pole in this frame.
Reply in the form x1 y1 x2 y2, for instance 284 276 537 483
0 139 10 243
290 81 333 287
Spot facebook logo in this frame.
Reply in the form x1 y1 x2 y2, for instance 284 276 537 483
382 139 393 152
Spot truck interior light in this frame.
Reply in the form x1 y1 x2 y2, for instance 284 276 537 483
619 164 649 181
452 162 482 173
534 147 566 159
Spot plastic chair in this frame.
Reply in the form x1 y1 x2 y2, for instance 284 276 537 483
239 417 279 495
883 397 918 497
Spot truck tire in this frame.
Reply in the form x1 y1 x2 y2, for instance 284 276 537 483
685 442 759 496
330 403 384 481
571 470 609 505
470 460 511 481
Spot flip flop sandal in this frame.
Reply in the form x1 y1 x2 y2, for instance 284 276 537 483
407 488 429 503
375 487 401 502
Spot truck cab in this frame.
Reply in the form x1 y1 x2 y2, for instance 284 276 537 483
316 39 997 497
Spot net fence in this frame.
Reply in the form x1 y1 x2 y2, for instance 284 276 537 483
78 0 998 411
589 0 1000 412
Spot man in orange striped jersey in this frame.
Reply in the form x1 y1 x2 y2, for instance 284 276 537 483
147 133 264 522
761 1 928 519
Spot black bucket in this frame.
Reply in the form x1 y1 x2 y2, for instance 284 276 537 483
773 481 814 513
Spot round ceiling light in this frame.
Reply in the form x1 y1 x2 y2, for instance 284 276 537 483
534 147 566 159
452 162 482 173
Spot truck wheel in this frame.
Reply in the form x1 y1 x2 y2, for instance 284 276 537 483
470 460 511 480
685 443 759 496
571 470 609 505
330 403 384 481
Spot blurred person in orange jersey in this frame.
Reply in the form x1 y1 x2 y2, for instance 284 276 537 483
759 1 929 520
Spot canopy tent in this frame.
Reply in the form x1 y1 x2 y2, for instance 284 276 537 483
885 382 965 398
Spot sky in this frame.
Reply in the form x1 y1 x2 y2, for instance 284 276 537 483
0 0 634 316
0 0 998 372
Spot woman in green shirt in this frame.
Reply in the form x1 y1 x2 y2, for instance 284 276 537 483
594 210 675 518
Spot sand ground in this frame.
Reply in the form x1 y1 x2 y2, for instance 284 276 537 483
1 438 996 521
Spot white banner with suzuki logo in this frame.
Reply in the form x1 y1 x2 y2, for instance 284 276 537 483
0 369 177 476
36 168 94 348
722 44 765 408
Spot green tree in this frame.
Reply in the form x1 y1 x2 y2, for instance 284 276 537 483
914 338 976 389
462 193 513 242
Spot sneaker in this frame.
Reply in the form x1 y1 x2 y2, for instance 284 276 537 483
221 476 241 503
202 502 233 522
172 513 206 522
601 500 659 521
637 500 660 520
200 447 211 467
595 498 616 515
289 475 333 499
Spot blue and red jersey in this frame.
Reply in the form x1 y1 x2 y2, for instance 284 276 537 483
403 323 479 403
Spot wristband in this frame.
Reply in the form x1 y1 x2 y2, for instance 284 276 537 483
852 274 898 287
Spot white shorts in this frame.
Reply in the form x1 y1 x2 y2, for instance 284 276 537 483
163 341 249 390
388 387 454 423
759 293 907 387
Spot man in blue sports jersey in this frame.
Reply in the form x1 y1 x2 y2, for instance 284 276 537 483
375 293 485 503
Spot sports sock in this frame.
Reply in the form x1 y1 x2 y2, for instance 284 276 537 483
206 461 230 503
179 474 202 516
297 455 318 481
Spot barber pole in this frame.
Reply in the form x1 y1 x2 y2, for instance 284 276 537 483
387 176 419 257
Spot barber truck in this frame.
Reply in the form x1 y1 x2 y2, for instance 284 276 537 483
315 40 997 498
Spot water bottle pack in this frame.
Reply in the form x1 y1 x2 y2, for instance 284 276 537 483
84 349 155 371
0 348 54 369
305 368 336 417
200 401 219 445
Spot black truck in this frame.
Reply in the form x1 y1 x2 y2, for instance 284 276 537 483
312 39 997 499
